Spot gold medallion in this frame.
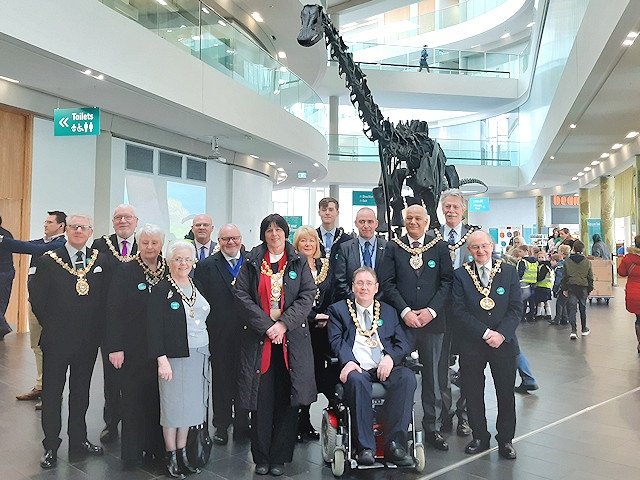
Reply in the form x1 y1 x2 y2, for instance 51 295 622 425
480 297 495 310
76 277 90 296
410 254 423 270
364 337 379 348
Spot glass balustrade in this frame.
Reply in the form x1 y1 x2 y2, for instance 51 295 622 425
98 0 326 134
327 134 519 166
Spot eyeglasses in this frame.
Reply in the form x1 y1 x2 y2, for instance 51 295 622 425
171 257 194 264
113 215 136 222
468 243 493 251
193 223 212 228
219 236 241 242
353 281 376 288
67 225 92 231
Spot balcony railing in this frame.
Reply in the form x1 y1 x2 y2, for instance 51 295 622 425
98 0 326 134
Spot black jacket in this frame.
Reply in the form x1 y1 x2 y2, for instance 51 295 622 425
234 242 317 410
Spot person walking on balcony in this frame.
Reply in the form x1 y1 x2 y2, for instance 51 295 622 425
419 45 430 73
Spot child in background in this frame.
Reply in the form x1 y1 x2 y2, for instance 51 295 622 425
550 245 571 325
535 250 553 320
516 245 538 322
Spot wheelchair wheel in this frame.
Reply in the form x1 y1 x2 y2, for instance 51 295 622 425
414 444 425 472
331 449 345 477
321 410 338 463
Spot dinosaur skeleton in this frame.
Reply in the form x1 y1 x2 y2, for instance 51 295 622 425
297 4 486 233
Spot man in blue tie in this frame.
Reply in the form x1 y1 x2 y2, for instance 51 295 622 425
316 197 350 259
334 207 388 301
191 214 218 260
328 267 416 467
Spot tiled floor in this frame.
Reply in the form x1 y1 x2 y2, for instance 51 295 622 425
1 279 639 479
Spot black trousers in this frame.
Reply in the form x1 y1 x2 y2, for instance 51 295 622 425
0 270 14 333
42 347 98 450
101 346 122 429
120 358 164 462
251 344 298 465
438 328 467 423
459 348 516 444
210 333 242 429
343 366 416 451
567 288 588 331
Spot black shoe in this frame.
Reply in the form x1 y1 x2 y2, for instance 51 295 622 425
456 419 471 437
165 451 185 479
100 425 118 443
515 383 539 394
270 464 285 476
255 463 269 475
548 318 559 325
40 449 57 469
464 438 490 455
176 447 200 474
384 441 413 467
213 427 228 445
301 425 320 441
70 440 104 456
424 431 448 451
357 448 375 466
0 326 12 340
498 442 517 459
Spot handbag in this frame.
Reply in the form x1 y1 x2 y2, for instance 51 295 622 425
186 397 213 468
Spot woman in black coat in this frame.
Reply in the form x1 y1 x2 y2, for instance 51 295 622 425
292 225 337 442
234 214 317 477
105 224 166 468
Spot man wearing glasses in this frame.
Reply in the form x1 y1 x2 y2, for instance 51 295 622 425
1 211 67 409
91 204 139 444
451 231 521 460
29 215 112 468
328 267 415 466
191 214 218 261
194 224 247 445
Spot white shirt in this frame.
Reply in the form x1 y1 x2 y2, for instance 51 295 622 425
352 301 384 370
194 240 213 259
117 234 135 255
65 243 88 268
444 223 464 269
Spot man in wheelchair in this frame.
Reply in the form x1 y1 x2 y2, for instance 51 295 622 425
327 267 417 467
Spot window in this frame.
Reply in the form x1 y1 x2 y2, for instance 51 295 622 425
158 151 182 177
125 144 153 173
186 158 206 181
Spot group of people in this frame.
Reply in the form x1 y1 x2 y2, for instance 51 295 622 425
5 190 636 477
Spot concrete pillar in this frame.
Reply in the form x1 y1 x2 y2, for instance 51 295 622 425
600 176 615 254
535 196 544 234
579 188 589 247
636 155 640 235
329 95 339 161
94 131 113 236
329 184 340 227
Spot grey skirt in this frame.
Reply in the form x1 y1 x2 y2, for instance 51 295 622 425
159 346 210 428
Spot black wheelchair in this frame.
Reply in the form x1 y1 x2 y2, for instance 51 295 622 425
319 360 425 477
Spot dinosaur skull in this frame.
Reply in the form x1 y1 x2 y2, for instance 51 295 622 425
298 5 324 47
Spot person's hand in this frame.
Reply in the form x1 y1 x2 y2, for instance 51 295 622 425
403 311 422 328
376 355 394 381
109 351 124 369
158 355 172 381
415 308 434 327
563 291 568 297
484 330 505 348
315 313 329 328
340 361 362 383
267 321 288 344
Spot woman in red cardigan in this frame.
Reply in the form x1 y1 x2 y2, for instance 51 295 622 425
618 235 640 354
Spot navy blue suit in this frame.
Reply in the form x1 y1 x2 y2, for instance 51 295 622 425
327 300 416 451
452 261 522 444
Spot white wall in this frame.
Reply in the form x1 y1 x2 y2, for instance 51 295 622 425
31 117 96 238
231 169 273 248
466 196 537 231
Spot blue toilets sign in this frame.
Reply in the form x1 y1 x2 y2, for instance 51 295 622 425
54 107 100 136
469 197 490 212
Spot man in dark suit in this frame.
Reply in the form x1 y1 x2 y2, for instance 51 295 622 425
452 231 521 459
328 267 416 466
316 197 352 259
381 204 453 451
194 223 247 445
29 214 111 469
2 211 67 407
91 204 139 443
334 207 387 301
0 215 15 339
438 189 475 437
191 214 218 260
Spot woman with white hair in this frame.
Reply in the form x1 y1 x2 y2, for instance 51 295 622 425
148 240 210 478
106 224 167 468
